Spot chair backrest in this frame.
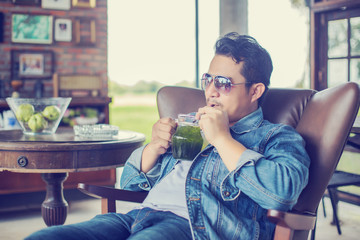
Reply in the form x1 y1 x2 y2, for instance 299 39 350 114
157 82 360 216
292 82 359 213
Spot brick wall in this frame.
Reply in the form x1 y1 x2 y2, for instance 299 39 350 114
0 0 108 98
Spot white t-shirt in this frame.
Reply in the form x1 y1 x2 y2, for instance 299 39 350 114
139 160 192 220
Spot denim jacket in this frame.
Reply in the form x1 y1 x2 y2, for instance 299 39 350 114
120 107 310 240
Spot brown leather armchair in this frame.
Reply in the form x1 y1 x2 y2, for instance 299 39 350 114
79 82 360 240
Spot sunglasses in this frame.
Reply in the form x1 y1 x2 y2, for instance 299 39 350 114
201 73 251 95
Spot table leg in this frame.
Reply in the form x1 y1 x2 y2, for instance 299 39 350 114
41 173 69 226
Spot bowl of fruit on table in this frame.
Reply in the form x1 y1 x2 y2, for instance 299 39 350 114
6 97 72 135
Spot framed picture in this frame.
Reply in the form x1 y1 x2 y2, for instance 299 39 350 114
19 53 44 76
11 50 54 80
75 18 96 46
42 0 71 10
54 18 72 42
12 0 40 5
72 0 96 8
12 13 53 44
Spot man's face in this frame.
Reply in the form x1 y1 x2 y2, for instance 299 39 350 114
205 55 259 125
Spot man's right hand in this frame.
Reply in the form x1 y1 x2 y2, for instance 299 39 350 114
141 118 177 173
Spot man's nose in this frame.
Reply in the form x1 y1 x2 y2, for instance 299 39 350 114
206 80 219 97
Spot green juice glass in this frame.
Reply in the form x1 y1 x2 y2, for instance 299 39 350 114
172 113 203 161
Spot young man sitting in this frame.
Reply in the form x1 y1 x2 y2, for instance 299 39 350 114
26 32 310 240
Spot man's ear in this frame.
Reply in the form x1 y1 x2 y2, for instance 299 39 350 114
250 83 266 103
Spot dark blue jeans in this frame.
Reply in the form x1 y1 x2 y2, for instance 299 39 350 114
25 208 192 240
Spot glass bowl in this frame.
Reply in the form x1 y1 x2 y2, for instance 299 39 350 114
6 97 72 135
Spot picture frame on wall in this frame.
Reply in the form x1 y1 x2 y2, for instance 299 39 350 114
72 0 96 8
11 50 54 80
54 18 72 42
19 53 44 77
12 0 41 5
75 18 96 46
42 0 71 10
11 13 53 44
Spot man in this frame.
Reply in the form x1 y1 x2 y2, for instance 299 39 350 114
26 33 310 240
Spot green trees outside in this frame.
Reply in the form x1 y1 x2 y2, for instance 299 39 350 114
108 80 195 97
108 79 196 143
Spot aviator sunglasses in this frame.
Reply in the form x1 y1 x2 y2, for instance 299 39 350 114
201 73 251 95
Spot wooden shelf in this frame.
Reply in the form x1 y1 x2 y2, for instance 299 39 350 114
0 97 112 109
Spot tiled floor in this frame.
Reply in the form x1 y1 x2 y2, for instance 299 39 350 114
0 195 359 240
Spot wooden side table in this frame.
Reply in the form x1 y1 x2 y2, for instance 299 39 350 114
0 128 145 226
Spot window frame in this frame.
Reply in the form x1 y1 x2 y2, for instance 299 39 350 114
310 0 360 90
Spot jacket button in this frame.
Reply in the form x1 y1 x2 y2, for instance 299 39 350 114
224 191 230 197
143 183 149 188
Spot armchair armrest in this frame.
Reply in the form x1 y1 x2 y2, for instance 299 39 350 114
78 183 148 213
267 209 316 240
267 209 316 230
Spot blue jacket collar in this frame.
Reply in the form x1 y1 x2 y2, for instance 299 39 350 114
230 107 264 134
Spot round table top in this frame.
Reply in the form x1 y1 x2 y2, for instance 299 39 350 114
0 128 145 173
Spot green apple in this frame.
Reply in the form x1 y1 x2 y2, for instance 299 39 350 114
28 113 48 132
16 103 34 122
42 105 61 121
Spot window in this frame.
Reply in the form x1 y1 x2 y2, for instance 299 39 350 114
327 15 360 87
310 1 360 90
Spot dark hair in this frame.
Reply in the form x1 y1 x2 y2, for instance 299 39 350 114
215 32 273 105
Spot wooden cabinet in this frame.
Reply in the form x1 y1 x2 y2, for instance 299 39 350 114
0 97 116 195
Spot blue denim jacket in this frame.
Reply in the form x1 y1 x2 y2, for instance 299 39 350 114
120 107 310 240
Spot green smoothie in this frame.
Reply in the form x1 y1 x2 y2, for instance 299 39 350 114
172 124 203 160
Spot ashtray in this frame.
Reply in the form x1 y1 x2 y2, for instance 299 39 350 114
74 124 119 139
